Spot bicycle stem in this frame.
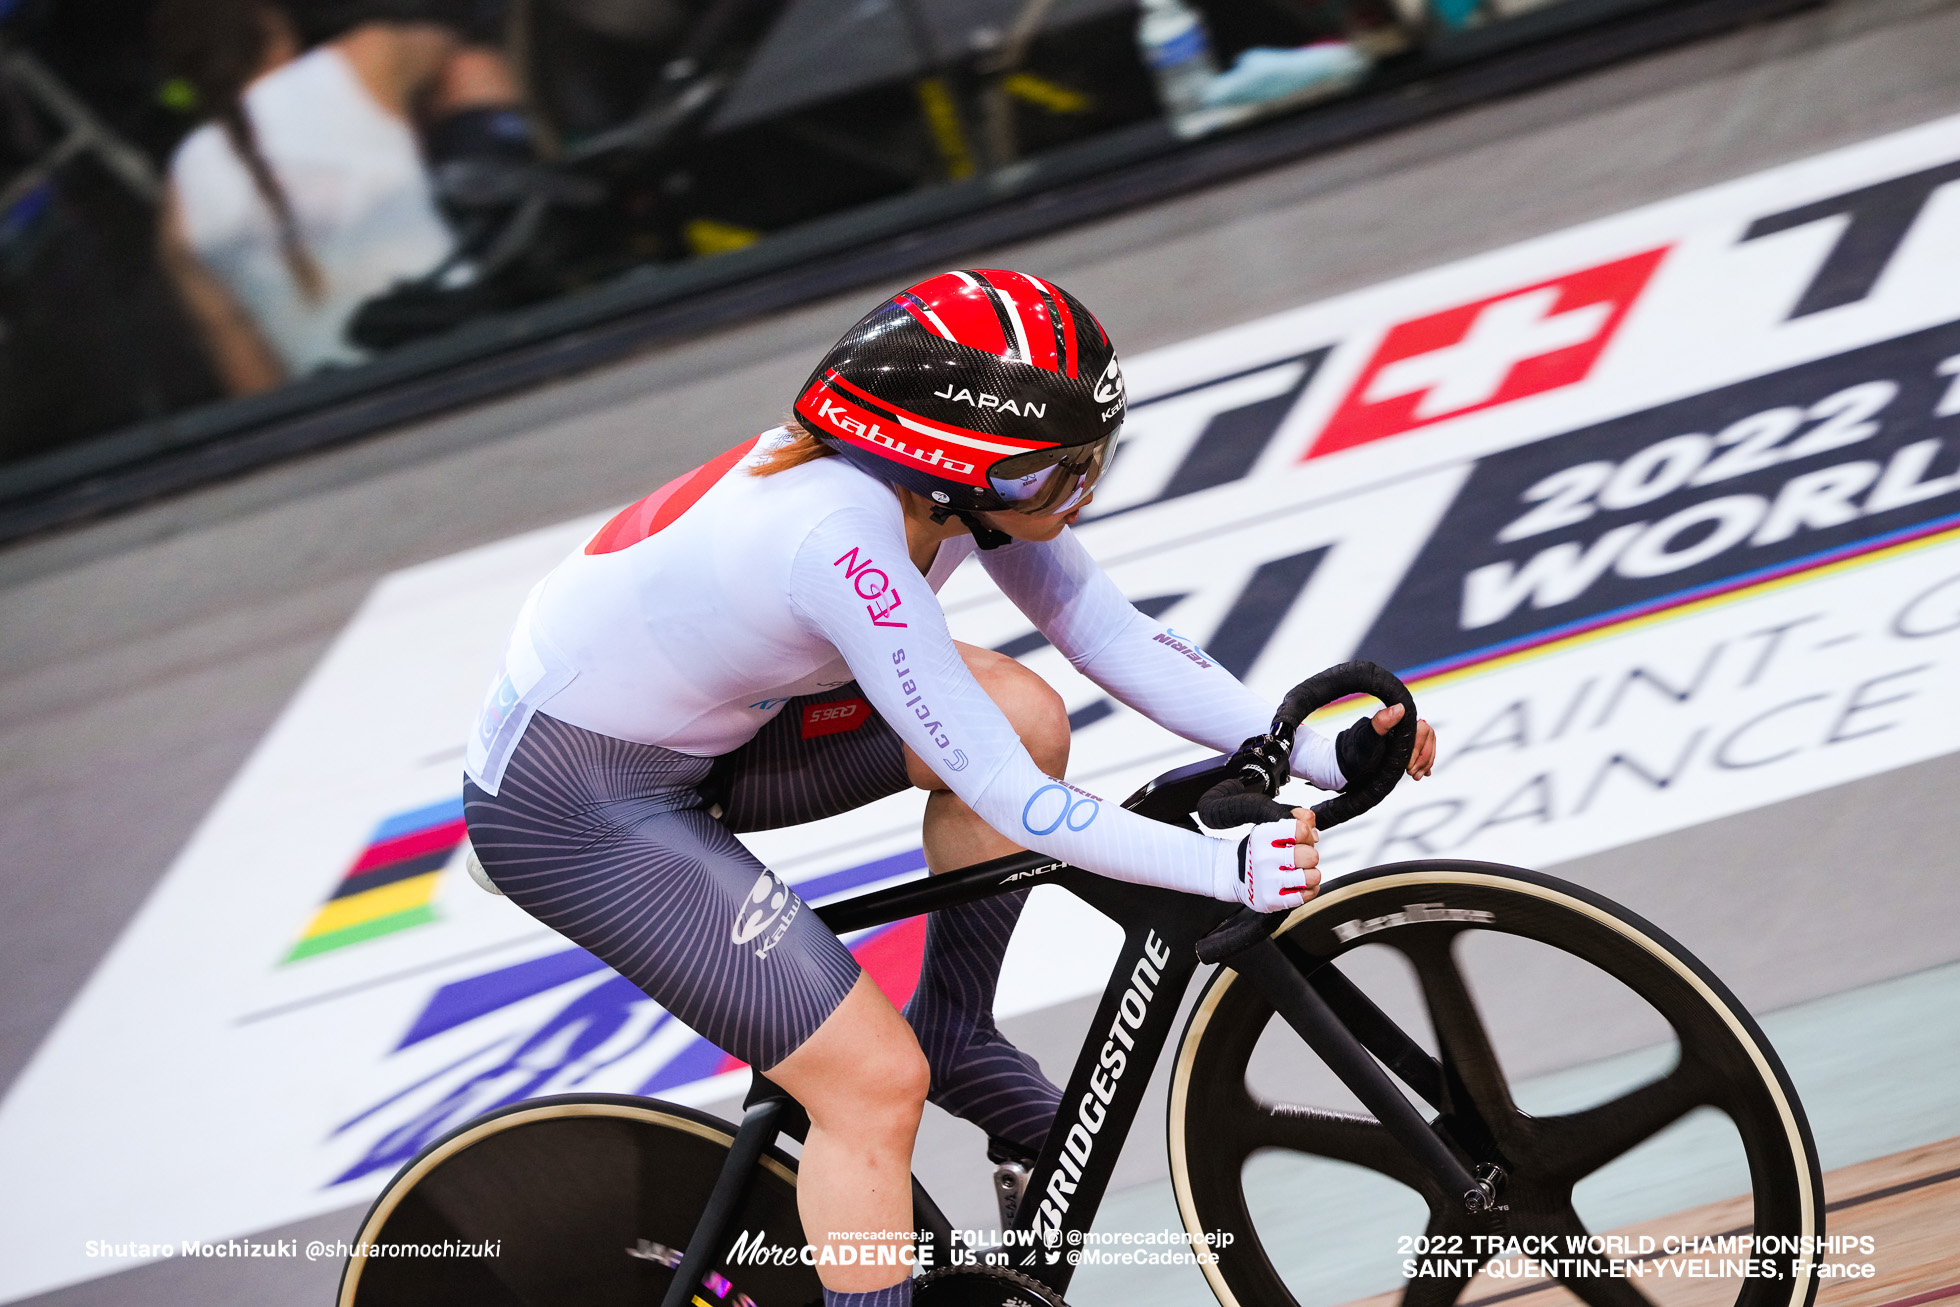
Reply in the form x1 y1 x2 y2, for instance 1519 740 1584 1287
1231 938 1501 1216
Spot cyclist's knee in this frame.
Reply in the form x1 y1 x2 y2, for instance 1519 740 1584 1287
770 975 928 1134
955 643 1069 777
879 1036 931 1116
812 1035 927 1140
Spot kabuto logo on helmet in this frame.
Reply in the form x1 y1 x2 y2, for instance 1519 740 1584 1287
795 269 1124 515
798 382 990 480
816 399 977 474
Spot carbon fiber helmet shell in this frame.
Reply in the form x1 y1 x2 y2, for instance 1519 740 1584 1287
793 268 1126 513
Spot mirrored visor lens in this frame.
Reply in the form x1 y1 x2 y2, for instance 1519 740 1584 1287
988 436 1114 515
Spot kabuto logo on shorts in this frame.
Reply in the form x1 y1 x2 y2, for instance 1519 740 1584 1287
732 869 800 959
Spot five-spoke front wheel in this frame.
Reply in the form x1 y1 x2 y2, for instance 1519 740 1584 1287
1167 861 1822 1307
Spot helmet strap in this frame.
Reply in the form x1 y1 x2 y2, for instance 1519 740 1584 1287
930 505 1012 551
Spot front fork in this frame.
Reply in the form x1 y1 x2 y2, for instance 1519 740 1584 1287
1229 938 1505 1217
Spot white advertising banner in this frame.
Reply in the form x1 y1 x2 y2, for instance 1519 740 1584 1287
2 113 1959 1302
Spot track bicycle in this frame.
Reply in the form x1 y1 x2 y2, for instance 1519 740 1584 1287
338 663 1824 1307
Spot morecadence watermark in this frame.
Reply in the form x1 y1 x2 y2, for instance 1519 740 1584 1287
714 1227 1237 1271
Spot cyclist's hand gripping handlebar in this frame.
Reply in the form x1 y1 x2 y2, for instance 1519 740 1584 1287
1195 661 1418 964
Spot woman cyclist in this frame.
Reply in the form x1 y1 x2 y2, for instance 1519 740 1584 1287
462 268 1436 1307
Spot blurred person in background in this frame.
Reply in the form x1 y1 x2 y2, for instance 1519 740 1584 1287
151 0 532 393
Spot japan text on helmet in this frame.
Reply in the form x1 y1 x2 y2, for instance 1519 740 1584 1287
794 269 1126 516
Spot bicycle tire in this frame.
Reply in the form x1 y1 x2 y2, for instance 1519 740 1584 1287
336 1093 820 1307
1167 860 1823 1307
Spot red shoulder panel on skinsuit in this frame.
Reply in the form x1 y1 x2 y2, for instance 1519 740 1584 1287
585 437 763 555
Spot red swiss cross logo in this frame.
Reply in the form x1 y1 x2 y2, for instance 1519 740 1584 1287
1306 247 1669 459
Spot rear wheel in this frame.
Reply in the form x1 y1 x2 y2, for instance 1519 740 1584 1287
337 1093 820 1307
1167 861 1823 1307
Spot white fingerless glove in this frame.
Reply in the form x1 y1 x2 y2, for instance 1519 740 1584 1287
1211 818 1316 913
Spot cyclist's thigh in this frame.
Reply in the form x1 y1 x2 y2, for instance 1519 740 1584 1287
464 711 861 1071
716 682 911 832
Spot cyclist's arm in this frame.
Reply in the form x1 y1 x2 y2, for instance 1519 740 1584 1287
157 185 288 396
979 531 1346 790
790 509 1243 899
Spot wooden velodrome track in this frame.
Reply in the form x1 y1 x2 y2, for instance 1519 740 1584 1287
4 0 1960 1303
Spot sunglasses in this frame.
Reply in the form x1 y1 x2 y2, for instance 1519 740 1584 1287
987 434 1116 516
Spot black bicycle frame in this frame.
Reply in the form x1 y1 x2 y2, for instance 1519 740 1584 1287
657 757 1488 1307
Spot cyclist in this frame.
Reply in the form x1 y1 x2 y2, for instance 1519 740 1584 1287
462 268 1436 1307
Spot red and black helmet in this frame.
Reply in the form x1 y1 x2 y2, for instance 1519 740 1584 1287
794 269 1126 516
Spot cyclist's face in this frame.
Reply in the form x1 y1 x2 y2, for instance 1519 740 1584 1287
977 489 1093 542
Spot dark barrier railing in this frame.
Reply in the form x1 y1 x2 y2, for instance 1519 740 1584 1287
0 0 1815 546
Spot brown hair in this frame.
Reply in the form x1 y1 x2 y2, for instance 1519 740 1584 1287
154 0 326 301
747 419 838 476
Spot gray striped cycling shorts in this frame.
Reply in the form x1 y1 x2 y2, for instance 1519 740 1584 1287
462 685 911 1069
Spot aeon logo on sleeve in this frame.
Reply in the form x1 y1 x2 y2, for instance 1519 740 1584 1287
833 547 907 627
1309 247 1670 458
732 869 800 959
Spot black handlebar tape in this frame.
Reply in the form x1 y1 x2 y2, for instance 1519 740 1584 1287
1195 906 1287 964
1294 662 1417 832
1197 661 1416 834
1273 660 1410 729
1195 784 1295 829
1194 661 1419 966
